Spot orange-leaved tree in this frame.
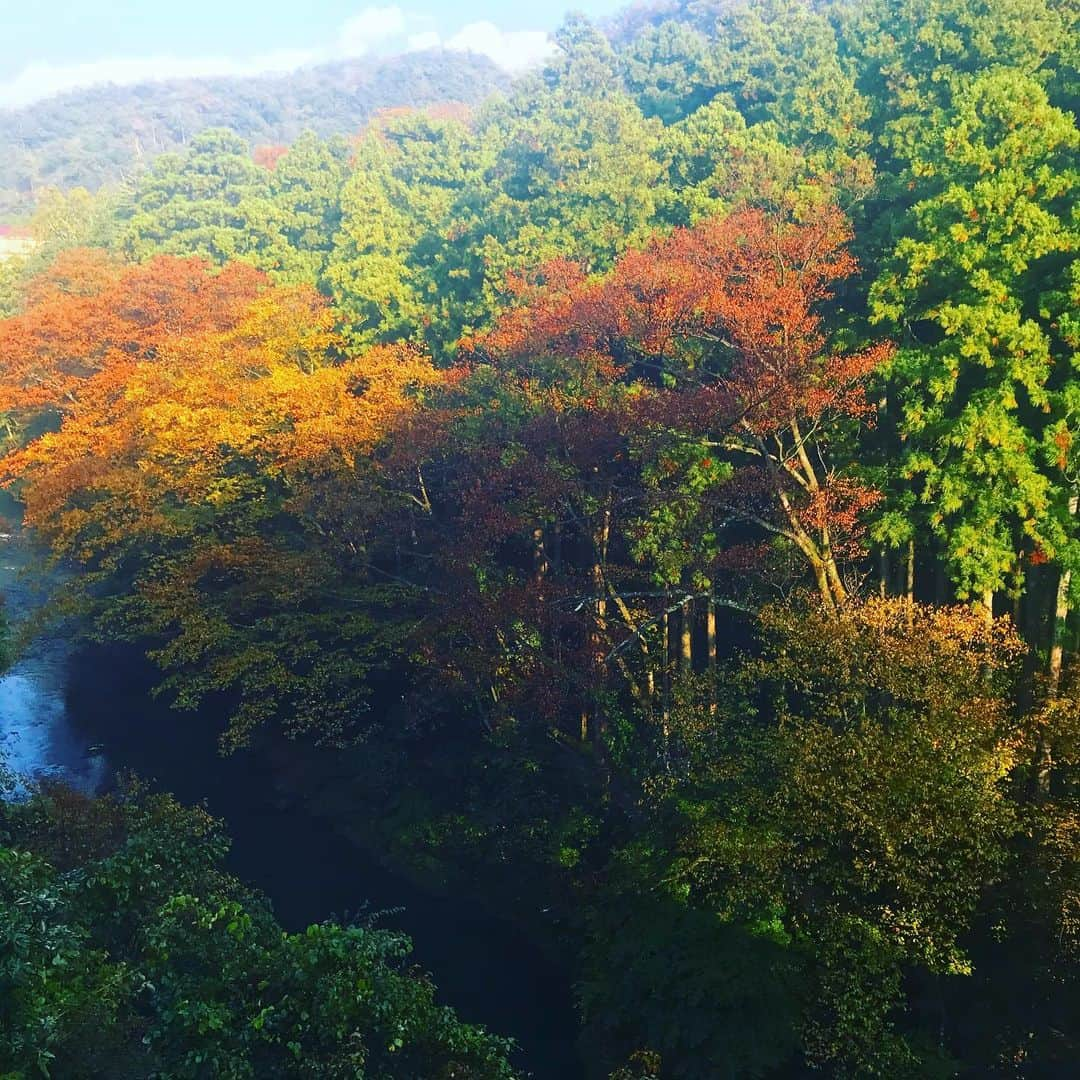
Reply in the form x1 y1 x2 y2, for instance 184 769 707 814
470 204 892 614
0 250 267 420
1 254 446 744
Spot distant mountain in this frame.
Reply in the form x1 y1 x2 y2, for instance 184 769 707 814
0 50 512 220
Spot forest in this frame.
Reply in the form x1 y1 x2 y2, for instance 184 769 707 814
1 0 1079 1076
0 49 509 221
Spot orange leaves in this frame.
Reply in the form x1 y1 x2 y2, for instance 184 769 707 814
253 144 289 171
800 478 884 557
680 206 872 435
21 247 123 307
1053 427 1073 470
0 252 266 416
473 205 889 436
802 340 895 425
0 256 446 563
466 205 893 604
469 259 613 377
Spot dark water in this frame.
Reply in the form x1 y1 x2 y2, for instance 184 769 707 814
0 527 583 1079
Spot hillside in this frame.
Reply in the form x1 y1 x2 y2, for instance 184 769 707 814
3 2 1080 1077
0 49 511 219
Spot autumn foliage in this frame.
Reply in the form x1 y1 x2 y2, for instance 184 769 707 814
1 255 443 558
0 206 896 749
0 250 266 416
470 206 892 610
3 9 1080 1077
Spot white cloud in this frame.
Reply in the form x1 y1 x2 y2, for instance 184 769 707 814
444 22 556 73
406 31 442 53
338 6 409 58
0 6 555 109
0 48 318 108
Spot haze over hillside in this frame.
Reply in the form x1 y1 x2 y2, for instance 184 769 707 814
0 49 510 219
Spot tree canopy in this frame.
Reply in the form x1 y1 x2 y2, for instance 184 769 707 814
3 2 1080 1076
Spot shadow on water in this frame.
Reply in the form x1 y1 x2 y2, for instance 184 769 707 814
60 645 584 1080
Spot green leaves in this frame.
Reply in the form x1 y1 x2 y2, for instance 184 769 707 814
870 69 1079 596
0 786 518 1079
118 128 350 288
661 599 1023 1075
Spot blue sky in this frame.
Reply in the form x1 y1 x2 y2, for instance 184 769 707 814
0 1 626 107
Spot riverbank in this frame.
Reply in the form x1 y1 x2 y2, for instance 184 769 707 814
0 500 585 1078
60 644 585 1079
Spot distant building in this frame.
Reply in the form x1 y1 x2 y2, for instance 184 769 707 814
0 224 36 261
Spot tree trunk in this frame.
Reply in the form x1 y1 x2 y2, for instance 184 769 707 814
906 539 915 611
822 530 848 605
1049 570 1071 694
1034 564 1068 799
533 527 549 586
661 603 671 766
680 598 693 673
661 607 670 705
980 588 994 627
584 508 612 749
1038 492 1078 799
811 558 836 616
706 597 717 672
1048 495 1078 695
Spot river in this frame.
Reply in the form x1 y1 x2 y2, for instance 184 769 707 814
0 516 583 1079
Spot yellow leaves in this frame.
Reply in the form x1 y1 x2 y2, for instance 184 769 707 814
0 270 447 566
224 286 336 372
256 342 443 471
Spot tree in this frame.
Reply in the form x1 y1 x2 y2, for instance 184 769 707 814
0 782 517 1079
118 129 275 263
1 261 445 747
0 251 264 419
870 70 1079 614
466 18 667 318
328 110 482 353
474 205 891 614
619 19 718 123
265 132 351 285
836 0 1074 154
689 0 871 161
666 598 1024 1075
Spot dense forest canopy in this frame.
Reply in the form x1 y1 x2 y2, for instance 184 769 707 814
2 0 1080 1076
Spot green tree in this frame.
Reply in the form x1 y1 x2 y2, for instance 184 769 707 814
0 258 22 318
118 128 280 268
328 110 483 352
694 0 871 162
263 132 351 286
29 186 118 259
619 19 718 123
870 70 1079 611
0 783 518 1079
469 17 666 311
836 0 1075 154
666 599 1024 1076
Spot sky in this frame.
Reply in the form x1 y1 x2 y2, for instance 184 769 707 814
0 0 626 108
